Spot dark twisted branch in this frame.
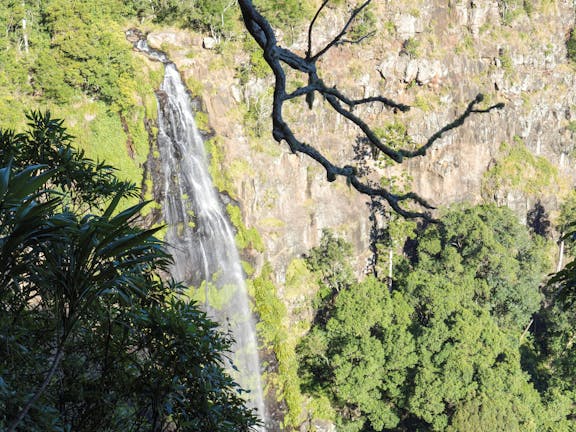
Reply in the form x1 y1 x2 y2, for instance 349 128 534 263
285 84 410 112
237 0 504 219
399 94 505 159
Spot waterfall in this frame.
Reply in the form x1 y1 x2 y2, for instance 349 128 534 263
130 33 267 428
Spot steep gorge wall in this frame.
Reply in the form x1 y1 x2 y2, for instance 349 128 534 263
145 30 373 281
143 0 576 278
377 0 576 214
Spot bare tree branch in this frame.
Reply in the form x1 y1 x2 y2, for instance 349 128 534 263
237 0 504 219
309 0 372 61
400 94 505 160
337 30 377 46
307 0 330 59
316 86 411 112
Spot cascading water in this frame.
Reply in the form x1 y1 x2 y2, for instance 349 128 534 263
130 32 267 429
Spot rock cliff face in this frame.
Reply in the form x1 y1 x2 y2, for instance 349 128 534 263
146 29 373 280
145 0 576 277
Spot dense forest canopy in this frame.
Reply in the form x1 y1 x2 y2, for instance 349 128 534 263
2 1 576 431
297 209 571 431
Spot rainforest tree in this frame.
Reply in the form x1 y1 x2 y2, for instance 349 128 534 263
0 113 258 432
298 207 570 431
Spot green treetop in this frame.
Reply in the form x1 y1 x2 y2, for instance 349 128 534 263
298 206 565 431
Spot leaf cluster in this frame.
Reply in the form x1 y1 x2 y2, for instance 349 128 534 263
567 29 576 63
0 111 136 212
483 137 557 199
0 114 258 432
251 264 304 426
0 1 137 110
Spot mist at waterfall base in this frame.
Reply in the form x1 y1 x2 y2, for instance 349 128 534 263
151 59 268 427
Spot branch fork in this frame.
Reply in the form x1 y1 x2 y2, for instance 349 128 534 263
238 0 504 219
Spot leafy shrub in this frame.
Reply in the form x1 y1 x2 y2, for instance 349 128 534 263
567 29 576 63
0 113 258 432
402 37 420 58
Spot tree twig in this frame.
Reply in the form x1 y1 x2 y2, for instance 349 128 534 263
307 0 329 59
310 0 372 61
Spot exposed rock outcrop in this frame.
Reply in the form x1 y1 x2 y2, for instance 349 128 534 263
144 0 576 276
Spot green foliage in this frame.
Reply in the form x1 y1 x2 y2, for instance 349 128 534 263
251 264 304 427
567 29 576 63
128 0 314 37
302 277 417 431
285 257 316 299
483 137 558 199
413 94 437 112
253 0 316 29
455 32 475 54
35 0 135 109
194 111 211 132
242 87 274 138
227 203 265 252
87 112 136 173
567 120 576 134
347 6 377 41
534 200 576 428
205 137 236 197
0 111 137 211
237 37 272 85
298 206 560 431
0 3 39 94
520 299 576 430
558 191 576 255
550 215 576 306
373 122 413 154
0 115 258 431
523 0 534 16
367 204 417 279
305 229 355 320
499 49 514 74
498 0 531 25
132 0 243 37
414 204 548 330
185 0 243 36
402 37 421 58
191 280 238 310
0 1 163 213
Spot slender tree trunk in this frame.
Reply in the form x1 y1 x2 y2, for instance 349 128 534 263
21 1 28 54
387 247 393 291
7 346 64 432
520 318 533 341
557 239 565 273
